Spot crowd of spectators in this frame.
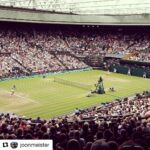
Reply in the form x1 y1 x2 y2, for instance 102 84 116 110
64 28 150 59
0 91 149 150
0 28 89 78
0 25 150 79
128 50 150 63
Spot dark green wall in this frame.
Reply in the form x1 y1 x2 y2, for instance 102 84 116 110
109 64 150 78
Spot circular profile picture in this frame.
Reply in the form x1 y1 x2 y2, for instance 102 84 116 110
10 142 18 149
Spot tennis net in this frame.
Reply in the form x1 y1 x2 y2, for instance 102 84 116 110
54 77 92 90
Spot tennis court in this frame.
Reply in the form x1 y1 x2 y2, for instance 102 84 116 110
0 70 149 119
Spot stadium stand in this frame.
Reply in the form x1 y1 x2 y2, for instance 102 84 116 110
0 24 149 79
0 20 149 150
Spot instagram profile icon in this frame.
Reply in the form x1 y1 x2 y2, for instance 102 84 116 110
10 142 18 149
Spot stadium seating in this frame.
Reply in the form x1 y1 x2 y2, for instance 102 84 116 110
0 25 150 79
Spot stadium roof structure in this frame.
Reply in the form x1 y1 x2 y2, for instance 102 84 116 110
0 0 150 15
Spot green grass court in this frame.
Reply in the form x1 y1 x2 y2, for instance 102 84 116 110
0 70 149 119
